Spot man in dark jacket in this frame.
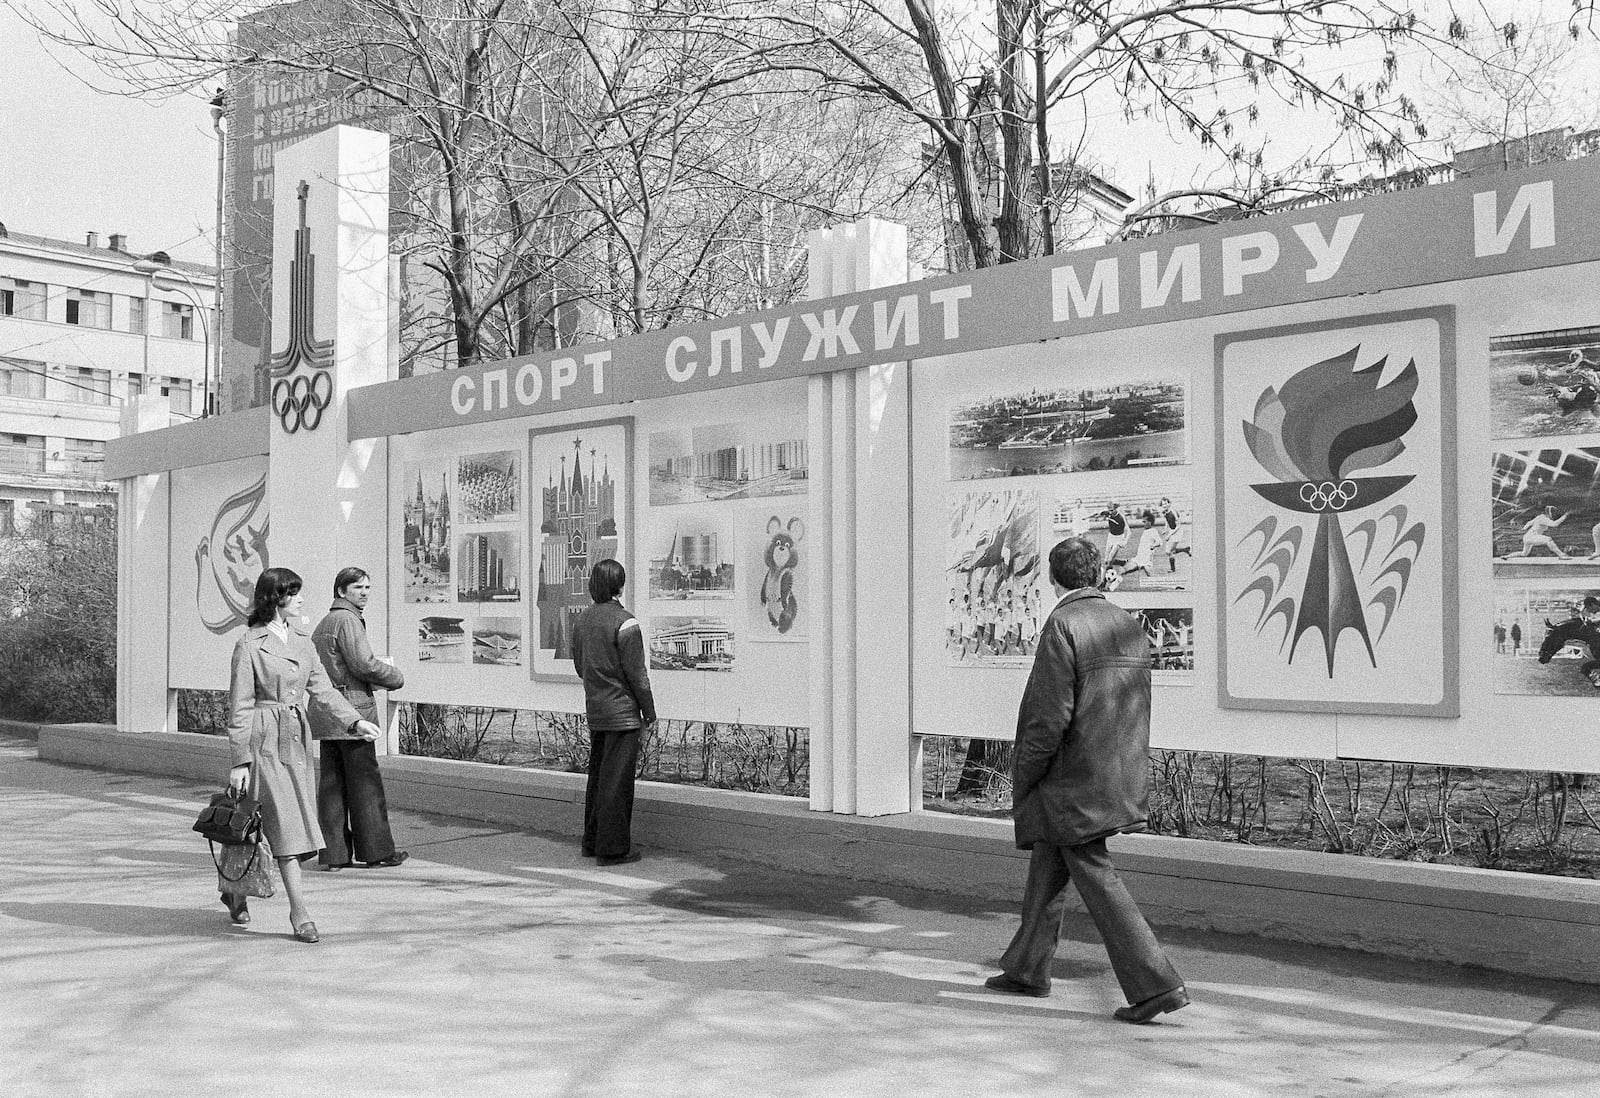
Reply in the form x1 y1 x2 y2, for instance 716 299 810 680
984 537 1188 1024
570 559 657 866
310 566 408 870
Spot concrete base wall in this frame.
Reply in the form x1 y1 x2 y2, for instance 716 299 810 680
34 723 1600 984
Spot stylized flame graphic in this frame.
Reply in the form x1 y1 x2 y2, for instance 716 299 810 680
1241 346 1423 675
195 475 269 634
1245 347 1418 485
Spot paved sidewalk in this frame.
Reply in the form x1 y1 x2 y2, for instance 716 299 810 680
4 737 1600 1097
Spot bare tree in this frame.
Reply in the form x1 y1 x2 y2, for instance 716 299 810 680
26 0 933 373
724 1 1464 265
1424 1 1600 168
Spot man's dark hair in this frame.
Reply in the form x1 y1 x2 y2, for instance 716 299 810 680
1049 537 1101 590
589 558 626 602
333 566 369 598
1583 596 1600 614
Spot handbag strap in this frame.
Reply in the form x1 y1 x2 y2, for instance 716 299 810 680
210 829 263 883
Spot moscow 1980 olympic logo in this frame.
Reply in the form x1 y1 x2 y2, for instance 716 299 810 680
268 179 336 434
271 370 333 433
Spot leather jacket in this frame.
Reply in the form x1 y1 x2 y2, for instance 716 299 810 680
1011 588 1153 848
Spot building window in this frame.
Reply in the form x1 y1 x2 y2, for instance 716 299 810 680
69 366 112 405
162 301 195 340
158 376 195 415
65 289 112 329
0 434 46 474
62 438 107 474
128 296 146 335
0 277 47 320
0 357 47 400
0 498 15 537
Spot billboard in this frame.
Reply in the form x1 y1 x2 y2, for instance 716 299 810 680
222 0 395 413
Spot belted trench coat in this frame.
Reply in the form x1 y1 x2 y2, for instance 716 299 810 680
226 622 363 858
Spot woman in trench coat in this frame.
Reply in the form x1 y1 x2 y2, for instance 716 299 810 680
223 567 377 942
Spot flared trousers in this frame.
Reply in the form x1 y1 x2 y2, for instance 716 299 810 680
999 838 1182 1003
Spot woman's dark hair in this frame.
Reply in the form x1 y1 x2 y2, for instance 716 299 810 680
333 566 369 597
1048 537 1101 591
588 559 626 603
248 567 304 627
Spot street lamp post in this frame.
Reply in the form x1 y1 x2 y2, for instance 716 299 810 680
210 87 226 418
131 259 212 418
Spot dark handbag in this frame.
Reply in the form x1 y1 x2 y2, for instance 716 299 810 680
192 789 261 846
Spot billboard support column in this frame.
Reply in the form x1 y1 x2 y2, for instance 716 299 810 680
118 396 176 733
263 126 393 728
806 217 913 815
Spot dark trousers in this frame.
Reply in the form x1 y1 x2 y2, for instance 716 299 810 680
1000 839 1182 1003
583 728 640 858
317 739 396 866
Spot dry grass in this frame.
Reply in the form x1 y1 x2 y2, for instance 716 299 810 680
177 691 1600 877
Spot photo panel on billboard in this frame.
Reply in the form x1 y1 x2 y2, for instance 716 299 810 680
418 615 466 664
1491 446 1600 562
1108 599 1194 686
1216 307 1457 715
947 358 1188 482
402 456 452 603
1047 469 1195 593
945 487 1045 669
1489 325 1600 443
471 616 523 667
647 508 736 600
457 450 520 523
1490 575 1600 696
746 504 807 642
529 417 632 682
455 530 521 603
649 421 809 505
649 616 736 672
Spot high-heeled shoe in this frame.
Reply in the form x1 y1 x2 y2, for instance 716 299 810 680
220 892 250 925
293 921 320 943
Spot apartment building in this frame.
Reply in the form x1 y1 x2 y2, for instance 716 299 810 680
0 224 215 533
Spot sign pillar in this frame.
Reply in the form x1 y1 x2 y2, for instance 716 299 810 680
806 218 913 815
117 396 176 732
264 126 394 739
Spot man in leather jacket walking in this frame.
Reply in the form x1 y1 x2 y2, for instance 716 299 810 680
984 537 1188 1024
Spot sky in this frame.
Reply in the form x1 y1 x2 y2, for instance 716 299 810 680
2 0 1597 270
1 5 218 264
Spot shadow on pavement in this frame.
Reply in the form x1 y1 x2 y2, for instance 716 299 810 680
0 901 239 939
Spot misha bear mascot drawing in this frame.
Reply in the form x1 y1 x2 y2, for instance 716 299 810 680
760 516 805 635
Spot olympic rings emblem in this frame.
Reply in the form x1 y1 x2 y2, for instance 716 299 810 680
1298 480 1358 511
271 370 333 434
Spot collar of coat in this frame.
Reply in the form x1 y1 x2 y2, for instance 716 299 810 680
328 597 364 618
246 619 310 660
1052 587 1105 612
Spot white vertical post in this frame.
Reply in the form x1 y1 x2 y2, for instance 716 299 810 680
805 217 912 815
265 126 394 743
118 396 175 732
806 228 837 812
851 219 913 816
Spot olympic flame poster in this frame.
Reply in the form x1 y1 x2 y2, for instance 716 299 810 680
1216 308 1458 715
